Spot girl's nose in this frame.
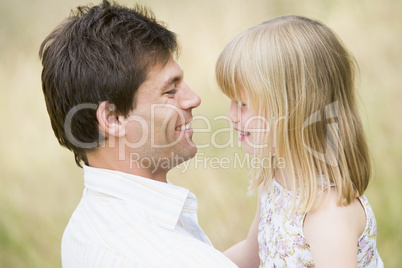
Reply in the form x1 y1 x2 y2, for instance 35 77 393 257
226 100 239 123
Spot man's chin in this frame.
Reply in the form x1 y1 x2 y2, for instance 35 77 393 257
177 149 197 163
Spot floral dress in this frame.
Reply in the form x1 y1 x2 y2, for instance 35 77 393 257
258 179 384 267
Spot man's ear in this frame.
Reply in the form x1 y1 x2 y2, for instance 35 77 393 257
96 101 126 137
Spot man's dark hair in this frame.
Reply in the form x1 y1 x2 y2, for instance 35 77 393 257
39 0 179 167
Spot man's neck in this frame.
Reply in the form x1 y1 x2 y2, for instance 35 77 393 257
86 149 168 183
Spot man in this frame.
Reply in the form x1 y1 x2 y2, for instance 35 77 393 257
39 1 236 267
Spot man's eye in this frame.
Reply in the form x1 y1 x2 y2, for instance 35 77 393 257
165 89 177 95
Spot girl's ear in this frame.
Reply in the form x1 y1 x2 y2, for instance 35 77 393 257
96 101 126 138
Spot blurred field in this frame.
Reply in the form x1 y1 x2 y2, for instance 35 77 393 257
0 0 401 267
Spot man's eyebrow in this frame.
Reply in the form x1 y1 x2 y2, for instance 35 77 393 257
160 73 183 91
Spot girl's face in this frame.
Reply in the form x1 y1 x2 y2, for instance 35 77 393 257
226 99 270 155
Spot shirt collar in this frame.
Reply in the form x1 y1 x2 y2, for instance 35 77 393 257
83 165 193 230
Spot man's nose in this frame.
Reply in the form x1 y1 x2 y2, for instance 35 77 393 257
180 83 201 110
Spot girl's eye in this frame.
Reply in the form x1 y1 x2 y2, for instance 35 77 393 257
237 101 246 108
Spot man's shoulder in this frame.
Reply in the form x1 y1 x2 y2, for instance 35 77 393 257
62 198 236 267
62 217 236 268
62 191 236 267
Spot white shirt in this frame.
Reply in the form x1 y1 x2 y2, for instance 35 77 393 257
61 165 236 267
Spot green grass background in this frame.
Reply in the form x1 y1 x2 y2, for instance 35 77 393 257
0 0 401 266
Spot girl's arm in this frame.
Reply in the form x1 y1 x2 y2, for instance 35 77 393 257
304 189 366 268
224 199 260 268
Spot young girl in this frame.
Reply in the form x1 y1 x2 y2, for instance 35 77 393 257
216 15 384 267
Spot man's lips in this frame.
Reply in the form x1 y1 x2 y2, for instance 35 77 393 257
175 121 192 131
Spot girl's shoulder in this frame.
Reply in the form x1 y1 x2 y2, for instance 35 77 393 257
303 189 368 266
304 188 367 239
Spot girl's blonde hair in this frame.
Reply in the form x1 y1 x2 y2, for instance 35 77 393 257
216 15 370 213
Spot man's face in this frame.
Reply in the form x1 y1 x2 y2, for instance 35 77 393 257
122 57 201 174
